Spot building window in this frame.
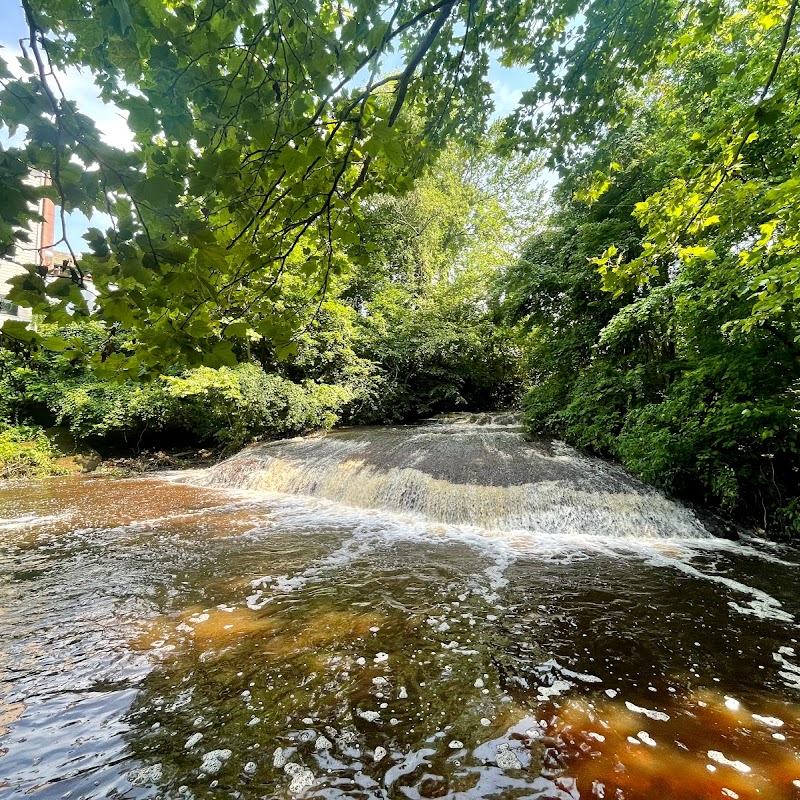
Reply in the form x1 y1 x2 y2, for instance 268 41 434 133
0 296 19 316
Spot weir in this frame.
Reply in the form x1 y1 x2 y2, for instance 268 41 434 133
199 413 710 538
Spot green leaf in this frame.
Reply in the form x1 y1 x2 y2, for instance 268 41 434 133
111 0 134 32
41 336 68 352
133 176 182 206
275 341 298 360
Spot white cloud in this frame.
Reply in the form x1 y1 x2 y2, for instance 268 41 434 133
491 80 523 119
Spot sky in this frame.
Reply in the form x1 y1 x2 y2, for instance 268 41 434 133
1 0 536 251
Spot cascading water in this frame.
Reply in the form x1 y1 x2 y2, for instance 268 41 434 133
198 413 710 539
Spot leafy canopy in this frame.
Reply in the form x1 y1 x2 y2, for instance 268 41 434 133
1 0 696 372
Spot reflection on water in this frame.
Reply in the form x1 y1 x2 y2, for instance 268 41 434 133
0 420 799 799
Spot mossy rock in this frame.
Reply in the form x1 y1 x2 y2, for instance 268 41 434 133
53 452 102 474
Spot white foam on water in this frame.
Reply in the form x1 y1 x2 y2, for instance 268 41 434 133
707 751 752 773
637 731 656 747
773 652 800 690
624 702 670 722
0 512 71 531
640 546 795 625
165 482 799 646
284 763 314 794
199 749 232 775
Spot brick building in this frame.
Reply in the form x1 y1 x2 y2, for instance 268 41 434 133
0 170 56 326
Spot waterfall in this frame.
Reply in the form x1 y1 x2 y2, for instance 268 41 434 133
197 414 710 539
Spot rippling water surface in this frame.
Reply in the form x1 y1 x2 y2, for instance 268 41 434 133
1 417 799 799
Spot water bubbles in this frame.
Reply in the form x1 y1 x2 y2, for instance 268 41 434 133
495 743 521 770
751 714 784 727
127 764 163 786
273 747 288 768
707 750 751 773
624 701 670 721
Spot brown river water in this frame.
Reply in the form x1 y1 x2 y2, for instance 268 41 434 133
0 415 798 800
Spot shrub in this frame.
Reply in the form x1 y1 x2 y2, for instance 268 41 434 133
0 424 65 479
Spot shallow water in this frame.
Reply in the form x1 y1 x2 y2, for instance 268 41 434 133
0 417 799 799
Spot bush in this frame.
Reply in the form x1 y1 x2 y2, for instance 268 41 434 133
0 424 65 479
163 365 355 447
0 344 360 452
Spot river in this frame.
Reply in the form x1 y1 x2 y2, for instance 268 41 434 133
0 415 798 799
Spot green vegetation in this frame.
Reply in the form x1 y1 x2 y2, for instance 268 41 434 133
0 136 534 466
2 0 800 537
494 9 800 539
0 423 66 478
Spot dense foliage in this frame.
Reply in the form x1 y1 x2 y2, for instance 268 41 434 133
0 0 682 373
1 136 535 463
496 9 800 539
0 422 66 478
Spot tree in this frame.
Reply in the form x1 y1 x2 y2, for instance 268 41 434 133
499 9 800 536
0 0 700 372
592 0 800 347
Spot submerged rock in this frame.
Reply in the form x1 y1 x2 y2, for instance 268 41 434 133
127 763 163 786
199 749 232 775
284 762 314 793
